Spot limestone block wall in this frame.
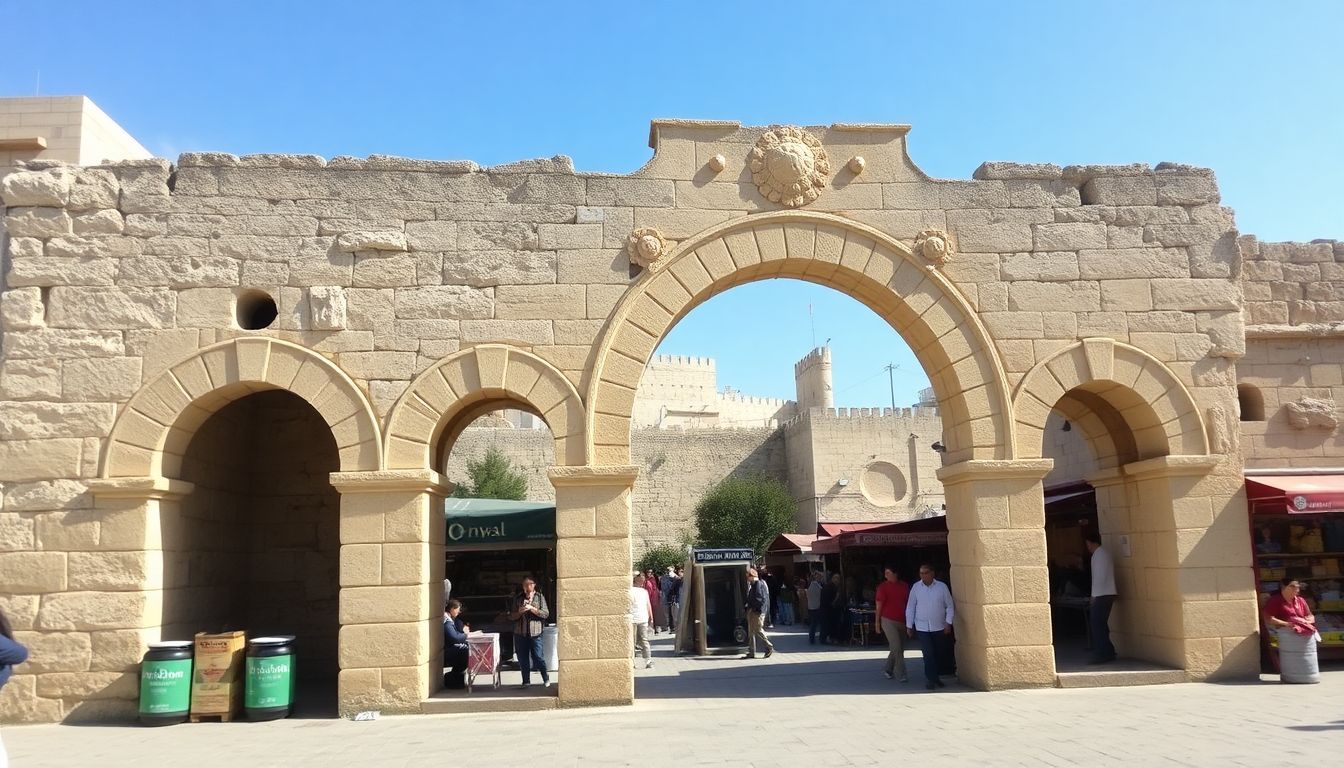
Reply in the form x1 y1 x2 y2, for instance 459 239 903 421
1040 409 1098 488
784 406 944 525
1238 238 1344 467
0 119 1268 718
630 354 793 428
794 346 834 409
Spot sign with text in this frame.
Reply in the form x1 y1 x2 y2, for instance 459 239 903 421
692 548 754 564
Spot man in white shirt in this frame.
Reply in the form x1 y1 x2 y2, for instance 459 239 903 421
905 563 954 690
1086 533 1117 664
806 571 824 644
629 573 654 669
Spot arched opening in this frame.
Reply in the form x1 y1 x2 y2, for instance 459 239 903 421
583 212 1011 696
384 345 586 706
438 405 560 696
164 389 342 714
1237 384 1265 422
627 276 959 695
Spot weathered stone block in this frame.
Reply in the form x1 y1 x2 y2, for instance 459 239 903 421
442 250 557 287
47 287 175 329
0 551 68 592
71 209 125 235
339 621 429 668
1151 279 1240 311
310 286 348 330
0 402 115 440
340 585 429 624
0 514 35 552
0 439 83 482
1155 170 1219 205
37 590 158 631
394 285 494 320
458 221 539 251
538 223 602 250
7 256 119 287
1081 175 1157 206
1078 248 1189 280
6 207 73 237
1 169 71 207
1 287 45 330
495 284 586 319
404 221 457 251
67 551 160 591
13 631 92 673
69 168 120 211
336 230 407 252
1032 222 1107 250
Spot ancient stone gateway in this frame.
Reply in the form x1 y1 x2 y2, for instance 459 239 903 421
0 121 1262 721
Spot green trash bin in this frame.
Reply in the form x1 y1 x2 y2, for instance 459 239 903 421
139 640 194 726
244 636 296 720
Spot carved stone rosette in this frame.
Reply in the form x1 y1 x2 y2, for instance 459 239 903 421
914 229 953 266
626 227 669 270
749 126 830 208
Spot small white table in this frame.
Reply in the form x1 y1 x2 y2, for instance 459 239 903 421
466 632 501 692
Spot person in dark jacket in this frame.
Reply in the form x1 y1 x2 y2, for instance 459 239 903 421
741 568 775 659
1 607 30 766
509 576 550 688
443 600 470 690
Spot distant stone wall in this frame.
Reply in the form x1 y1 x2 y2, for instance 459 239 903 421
630 353 793 429
446 425 786 555
1238 238 1344 468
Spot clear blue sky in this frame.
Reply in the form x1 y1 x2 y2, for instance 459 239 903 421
5 1 1340 407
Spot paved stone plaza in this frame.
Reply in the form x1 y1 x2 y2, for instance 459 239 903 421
5 629 1341 767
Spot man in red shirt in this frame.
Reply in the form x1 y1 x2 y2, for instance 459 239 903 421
874 565 910 682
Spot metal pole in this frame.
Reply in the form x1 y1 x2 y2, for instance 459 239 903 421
884 363 896 411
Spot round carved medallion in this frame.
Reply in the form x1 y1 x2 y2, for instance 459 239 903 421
860 461 907 507
914 229 953 266
626 227 669 270
749 126 830 208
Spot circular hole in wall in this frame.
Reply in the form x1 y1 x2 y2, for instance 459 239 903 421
860 461 907 507
237 290 278 330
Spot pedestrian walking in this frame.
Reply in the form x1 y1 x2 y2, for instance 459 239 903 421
806 571 824 643
630 573 654 669
1086 533 1118 664
666 566 684 632
741 568 775 659
874 565 910 682
643 568 663 633
905 563 954 690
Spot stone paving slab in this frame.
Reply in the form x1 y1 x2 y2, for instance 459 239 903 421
5 628 1341 767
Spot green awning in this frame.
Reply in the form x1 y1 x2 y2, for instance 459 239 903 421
444 498 555 546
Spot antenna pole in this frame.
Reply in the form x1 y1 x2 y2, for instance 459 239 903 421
884 363 897 411
809 303 815 349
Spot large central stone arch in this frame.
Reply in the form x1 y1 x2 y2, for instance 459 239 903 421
585 210 1015 465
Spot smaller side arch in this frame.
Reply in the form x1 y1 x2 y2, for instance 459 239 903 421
384 344 586 471
1012 338 1210 462
101 337 384 478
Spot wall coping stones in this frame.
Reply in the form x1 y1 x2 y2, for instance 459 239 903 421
547 465 641 488
1061 163 1152 181
972 162 1064 181
936 459 1054 485
487 156 575 174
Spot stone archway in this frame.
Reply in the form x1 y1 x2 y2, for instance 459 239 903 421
384 343 586 471
90 338 386 718
1010 339 1255 677
584 210 1016 467
101 337 383 478
584 210 1064 690
381 344 629 707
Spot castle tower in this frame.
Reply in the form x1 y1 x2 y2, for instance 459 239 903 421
794 346 834 410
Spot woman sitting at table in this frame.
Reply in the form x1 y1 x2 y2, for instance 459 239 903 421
443 599 470 689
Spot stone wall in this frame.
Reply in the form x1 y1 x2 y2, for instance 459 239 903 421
630 354 793 429
784 406 944 525
0 97 150 178
0 120 1272 719
1238 238 1344 467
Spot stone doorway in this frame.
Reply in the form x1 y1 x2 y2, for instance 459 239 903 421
165 389 342 714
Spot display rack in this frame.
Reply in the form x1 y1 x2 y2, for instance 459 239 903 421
1250 514 1344 662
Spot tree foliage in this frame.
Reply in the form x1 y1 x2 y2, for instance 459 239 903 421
693 473 795 557
451 445 528 500
636 542 688 575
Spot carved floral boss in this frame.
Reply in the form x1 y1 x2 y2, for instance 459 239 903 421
750 126 830 208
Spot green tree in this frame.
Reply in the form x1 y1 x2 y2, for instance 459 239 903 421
636 534 692 575
693 473 795 557
451 445 528 500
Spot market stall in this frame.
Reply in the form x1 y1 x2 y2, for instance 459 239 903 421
1246 474 1344 667
443 498 557 667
